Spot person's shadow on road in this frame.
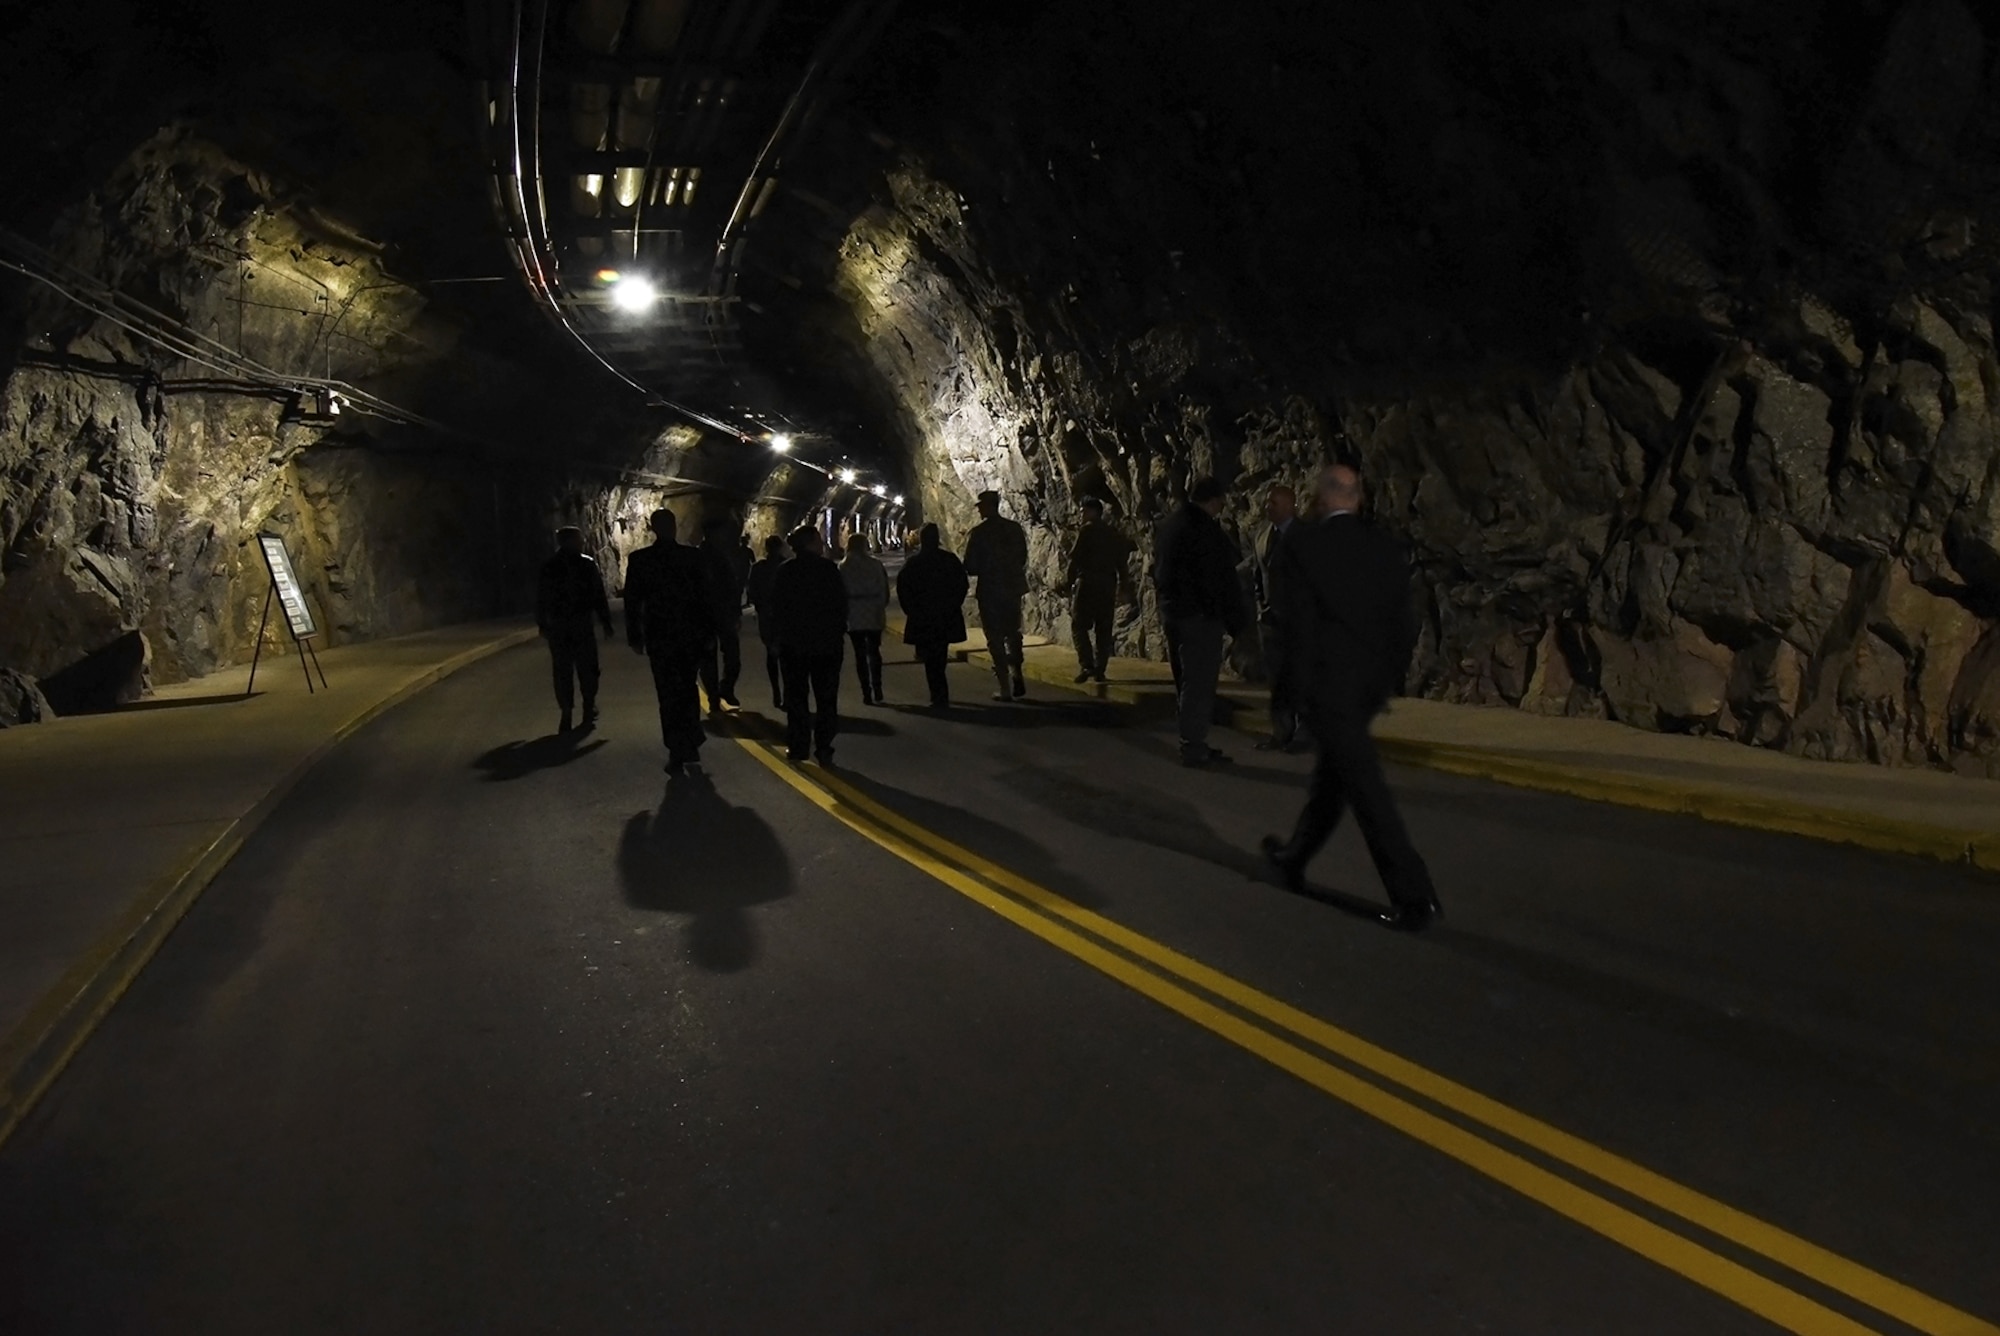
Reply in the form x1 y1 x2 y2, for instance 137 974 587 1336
616 769 793 971
472 729 607 781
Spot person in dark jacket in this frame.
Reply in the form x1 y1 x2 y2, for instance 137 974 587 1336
624 509 716 774
770 526 848 763
896 523 969 708
1065 496 1135 683
535 526 614 732
1261 464 1441 931
697 518 745 714
962 489 1030 701
1153 476 1247 767
745 534 788 709
1249 483 1302 750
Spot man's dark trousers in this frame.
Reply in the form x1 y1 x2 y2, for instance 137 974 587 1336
1073 587 1116 674
1258 618 1298 744
699 624 742 706
1170 614 1225 759
548 624 600 716
647 645 705 761
1285 703 1434 908
915 642 950 704
780 650 843 757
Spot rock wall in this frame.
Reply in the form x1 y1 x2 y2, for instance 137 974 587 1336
764 0 2000 773
0 133 799 710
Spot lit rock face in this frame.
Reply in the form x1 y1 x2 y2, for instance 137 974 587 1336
0 134 536 695
0 133 799 703
788 0 2000 772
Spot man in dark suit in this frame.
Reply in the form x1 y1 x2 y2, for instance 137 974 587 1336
962 489 1030 701
1249 484 1302 750
1064 496 1135 683
770 526 849 763
1261 465 1442 931
535 526 614 733
1153 476 1247 767
897 522 969 708
696 517 745 714
624 509 717 774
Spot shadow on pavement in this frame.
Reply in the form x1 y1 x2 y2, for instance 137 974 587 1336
472 730 607 781
617 769 793 971
114 691 264 711
888 699 1119 730
1282 880 1392 922
835 770 1110 910
988 762 1275 887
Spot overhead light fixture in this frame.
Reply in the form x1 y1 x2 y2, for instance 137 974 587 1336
611 274 658 312
770 433 793 452
839 468 857 485
870 484 887 497
893 494 905 506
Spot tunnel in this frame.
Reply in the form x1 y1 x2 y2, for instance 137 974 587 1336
3 1 2000 1331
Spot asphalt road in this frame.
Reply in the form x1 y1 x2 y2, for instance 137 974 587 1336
3 631 1997 1334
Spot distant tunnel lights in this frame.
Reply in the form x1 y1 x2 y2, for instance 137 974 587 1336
610 274 659 312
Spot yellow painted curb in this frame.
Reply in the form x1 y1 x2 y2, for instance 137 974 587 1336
0 625 538 1150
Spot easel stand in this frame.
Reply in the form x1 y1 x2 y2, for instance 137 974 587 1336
244 574 329 697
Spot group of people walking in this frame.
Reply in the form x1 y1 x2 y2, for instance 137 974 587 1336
535 463 1441 932
533 490 1038 771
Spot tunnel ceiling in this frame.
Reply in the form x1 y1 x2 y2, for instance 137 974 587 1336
471 0 902 477
9 0 2000 773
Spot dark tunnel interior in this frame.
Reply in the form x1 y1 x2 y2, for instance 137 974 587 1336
9 8 2000 1334
4 0 2000 774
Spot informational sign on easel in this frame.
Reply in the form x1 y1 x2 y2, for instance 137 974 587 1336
247 532 329 696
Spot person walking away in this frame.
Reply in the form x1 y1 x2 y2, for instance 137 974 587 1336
771 527 848 763
1251 483 1302 750
746 534 789 709
1154 476 1247 767
624 509 717 774
1065 496 1135 683
1261 464 1441 931
962 488 1030 701
535 525 613 733
841 533 891 704
696 518 746 714
732 532 755 605
896 523 969 708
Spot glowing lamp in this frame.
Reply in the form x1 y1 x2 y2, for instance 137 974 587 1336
611 275 658 312
870 484 886 497
839 468 857 485
770 433 793 453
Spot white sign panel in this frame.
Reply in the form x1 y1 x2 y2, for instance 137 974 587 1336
257 533 318 640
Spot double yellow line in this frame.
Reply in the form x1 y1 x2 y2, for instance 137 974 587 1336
731 725 1996 1336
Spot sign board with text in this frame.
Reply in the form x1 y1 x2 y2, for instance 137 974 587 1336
257 533 317 640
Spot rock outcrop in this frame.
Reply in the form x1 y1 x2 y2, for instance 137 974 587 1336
0 669 52 727
0 132 806 704
754 0 2000 773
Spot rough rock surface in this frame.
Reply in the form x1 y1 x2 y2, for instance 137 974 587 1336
0 668 52 726
0 133 805 698
756 0 2000 773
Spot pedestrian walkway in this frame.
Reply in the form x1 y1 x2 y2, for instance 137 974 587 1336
0 619 536 1142
901 613 2000 873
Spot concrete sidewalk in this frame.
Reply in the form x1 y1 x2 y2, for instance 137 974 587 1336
0 618 537 1142
905 614 2000 873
